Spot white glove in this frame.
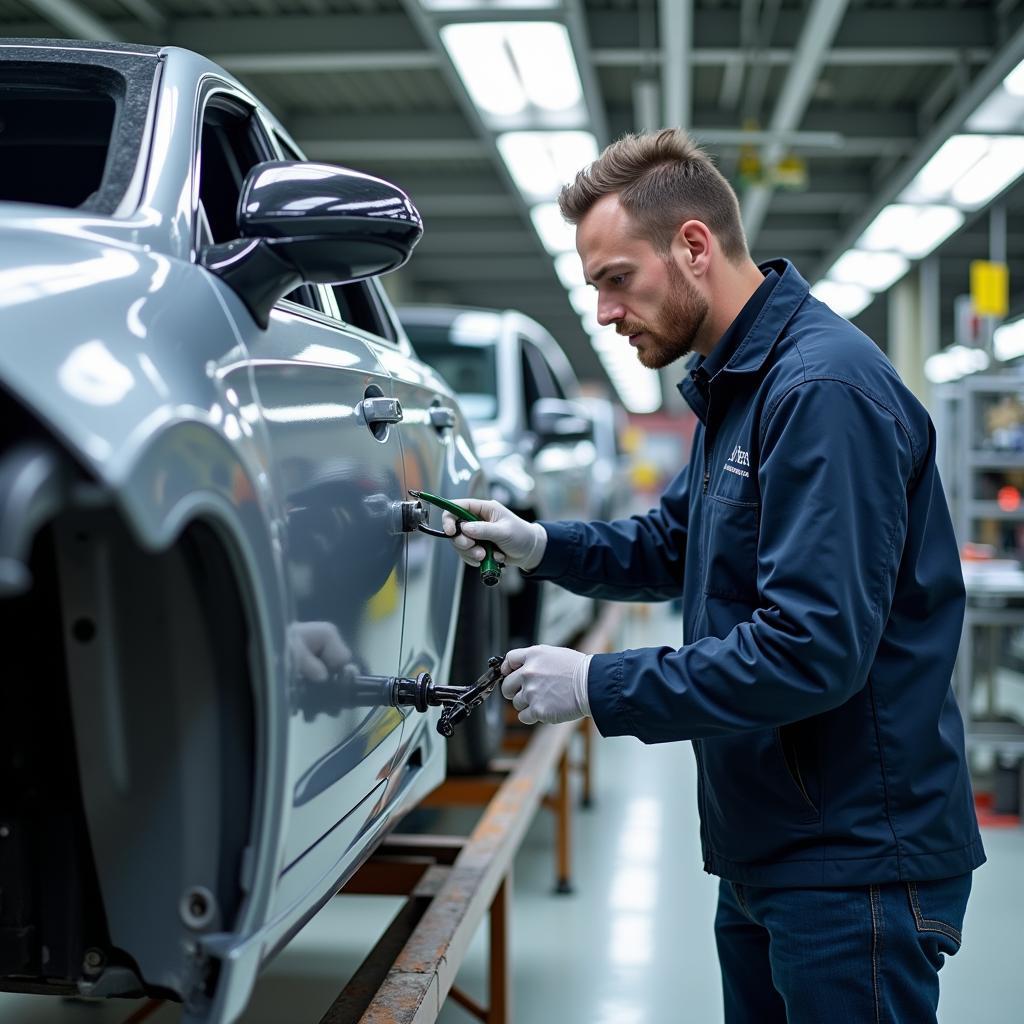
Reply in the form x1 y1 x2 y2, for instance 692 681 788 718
442 497 547 570
500 645 592 725
287 621 352 681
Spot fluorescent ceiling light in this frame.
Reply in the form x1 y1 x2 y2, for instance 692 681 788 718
810 280 873 320
828 249 909 293
530 202 576 253
554 251 585 289
440 22 583 122
904 134 989 203
421 1 559 9
1004 57 1024 96
924 344 990 384
569 284 597 316
590 328 661 413
995 318 1024 361
504 23 581 112
967 88 1024 133
441 24 526 116
858 203 964 260
497 130 598 201
950 136 1024 209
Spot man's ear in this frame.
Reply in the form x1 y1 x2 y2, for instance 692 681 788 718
671 220 713 277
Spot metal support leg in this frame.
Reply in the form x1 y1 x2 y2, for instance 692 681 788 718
555 750 572 894
489 876 510 1024
580 718 594 809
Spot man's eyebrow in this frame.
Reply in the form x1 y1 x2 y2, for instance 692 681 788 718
586 261 631 287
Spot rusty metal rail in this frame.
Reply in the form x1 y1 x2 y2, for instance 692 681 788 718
322 602 625 1024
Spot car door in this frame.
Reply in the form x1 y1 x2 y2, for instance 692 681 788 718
333 281 463 683
194 89 407 878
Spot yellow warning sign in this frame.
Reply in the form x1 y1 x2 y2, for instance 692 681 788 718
971 260 1009 318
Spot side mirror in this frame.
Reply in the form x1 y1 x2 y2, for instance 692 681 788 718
202 161 423 328
529 398 593 445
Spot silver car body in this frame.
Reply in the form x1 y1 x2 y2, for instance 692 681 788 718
0 40 481 1023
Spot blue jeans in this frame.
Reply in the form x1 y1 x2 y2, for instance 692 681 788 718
715 874 972 1023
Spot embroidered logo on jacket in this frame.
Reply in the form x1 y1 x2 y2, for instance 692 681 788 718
724 445 751 478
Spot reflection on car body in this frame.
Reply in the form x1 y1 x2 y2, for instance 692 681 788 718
0 38 484 1024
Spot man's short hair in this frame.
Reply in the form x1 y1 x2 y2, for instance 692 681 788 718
558 128 748 263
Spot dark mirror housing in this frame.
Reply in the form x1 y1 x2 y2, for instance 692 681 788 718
530 397 593 445
202 161 423 328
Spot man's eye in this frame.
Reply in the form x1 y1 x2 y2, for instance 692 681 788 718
611 274 627 286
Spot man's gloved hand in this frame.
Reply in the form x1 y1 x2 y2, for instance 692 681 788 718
442 498 547 570
500 645 593 725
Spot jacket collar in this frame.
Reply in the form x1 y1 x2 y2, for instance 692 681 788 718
676 258 810 417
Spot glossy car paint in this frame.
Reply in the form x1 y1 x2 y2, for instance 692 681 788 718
0 40 479 1024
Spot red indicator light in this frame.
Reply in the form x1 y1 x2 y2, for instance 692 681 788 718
997 485 1021 511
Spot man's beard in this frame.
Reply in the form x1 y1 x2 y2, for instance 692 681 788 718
617 261 709 370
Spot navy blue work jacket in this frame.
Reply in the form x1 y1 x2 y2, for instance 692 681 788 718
532 259 985 887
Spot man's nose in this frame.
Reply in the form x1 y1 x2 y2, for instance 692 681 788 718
597 296 625 327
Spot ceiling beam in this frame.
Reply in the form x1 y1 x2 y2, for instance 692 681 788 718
116 0 165 33
740 0 850 247
660 0 693 129
813 19 1024 283
593 46 992 69
299 139 487 162
19 0 119 41
9 8 997 55
206 44 995 77
565 0 609 145
587 7 995 49
219 51 437 74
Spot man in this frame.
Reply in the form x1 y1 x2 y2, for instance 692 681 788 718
443 129 985 1023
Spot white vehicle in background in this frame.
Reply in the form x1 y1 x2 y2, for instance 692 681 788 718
579 394 631 522
399 306 600 664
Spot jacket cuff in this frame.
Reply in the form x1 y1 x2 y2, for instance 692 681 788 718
587 651 630 738
521 520 578 579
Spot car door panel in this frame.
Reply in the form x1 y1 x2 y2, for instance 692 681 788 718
245 305 406 871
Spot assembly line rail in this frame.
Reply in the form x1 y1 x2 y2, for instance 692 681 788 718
321 603 624 1024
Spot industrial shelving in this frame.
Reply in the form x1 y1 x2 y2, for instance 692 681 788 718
936 374 1024 791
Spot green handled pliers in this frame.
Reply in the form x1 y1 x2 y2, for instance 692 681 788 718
408 489 503 587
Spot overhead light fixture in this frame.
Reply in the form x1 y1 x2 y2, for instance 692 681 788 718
497 130 597 201
902 133 1024 210
810 280 873 320
440 22 584 124
421 1 559 9
530 202 576 253
440 23 526 116
828 249 909 293
554 251 585 289
950 136 1024 209
569 284 597 316
903 134 989 204
857 203 964 260
924 344 990 384
1004 56 1024 97
590 329 662 413
503 22 581 112
995 318 1024 361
